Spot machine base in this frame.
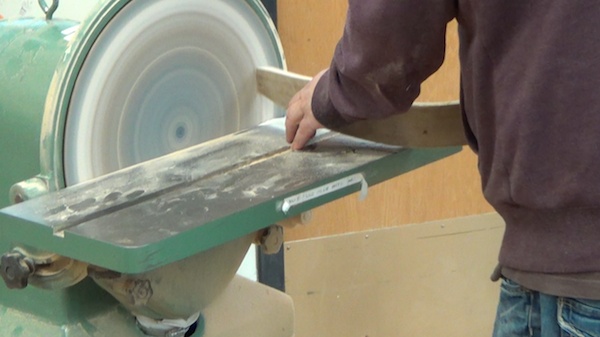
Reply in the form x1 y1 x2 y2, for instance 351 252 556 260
0 276 294 337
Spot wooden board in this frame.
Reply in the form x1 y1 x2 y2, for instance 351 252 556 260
257 67 466 147
278 3 494 241
285 213 504 337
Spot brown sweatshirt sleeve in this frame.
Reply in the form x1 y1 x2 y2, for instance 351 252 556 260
312 0 457 128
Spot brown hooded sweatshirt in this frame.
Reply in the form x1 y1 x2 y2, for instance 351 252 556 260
312 0 600 298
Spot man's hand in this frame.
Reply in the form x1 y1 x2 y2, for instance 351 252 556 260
285 69 327 150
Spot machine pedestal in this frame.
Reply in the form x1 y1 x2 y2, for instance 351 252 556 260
0 276 294 337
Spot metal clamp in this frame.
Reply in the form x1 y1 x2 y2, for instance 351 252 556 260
1 251 35 289
0 247 87 290
38 0 59 20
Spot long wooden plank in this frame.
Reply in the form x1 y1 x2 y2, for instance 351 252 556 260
256 66 467 148
256 66 312 108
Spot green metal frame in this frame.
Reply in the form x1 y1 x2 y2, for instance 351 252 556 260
0 18 76 209
0 1 285 334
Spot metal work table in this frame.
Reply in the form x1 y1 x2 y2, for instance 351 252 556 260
1 119 460 274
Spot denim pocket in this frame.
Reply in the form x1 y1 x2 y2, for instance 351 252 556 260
493 279 536 337
501 278 530 295
559 297 600 337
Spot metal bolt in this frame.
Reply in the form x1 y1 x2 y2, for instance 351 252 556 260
1 252 35 289
260 225 284 255
127 279 153 306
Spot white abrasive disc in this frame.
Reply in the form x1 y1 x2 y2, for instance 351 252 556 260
64 0 283 185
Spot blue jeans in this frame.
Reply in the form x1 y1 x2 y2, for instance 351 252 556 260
493 278 600 337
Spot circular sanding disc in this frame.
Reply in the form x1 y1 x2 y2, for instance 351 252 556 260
64 0 284 185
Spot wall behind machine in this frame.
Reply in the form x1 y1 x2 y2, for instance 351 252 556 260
278 1 494 241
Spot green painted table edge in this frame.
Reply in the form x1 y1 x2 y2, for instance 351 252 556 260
0 147 461 274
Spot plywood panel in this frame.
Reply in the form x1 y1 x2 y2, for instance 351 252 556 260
278 1 348 76
278 2 460 100
285 213 504 337
278 2 493 241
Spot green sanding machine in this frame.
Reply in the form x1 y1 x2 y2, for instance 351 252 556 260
0 1 460 336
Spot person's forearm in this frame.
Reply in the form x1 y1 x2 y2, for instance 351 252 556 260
312 0 457 129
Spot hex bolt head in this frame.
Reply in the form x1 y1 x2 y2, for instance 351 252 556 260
127 279 153 306
260 225 284 255
1 252 34 289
